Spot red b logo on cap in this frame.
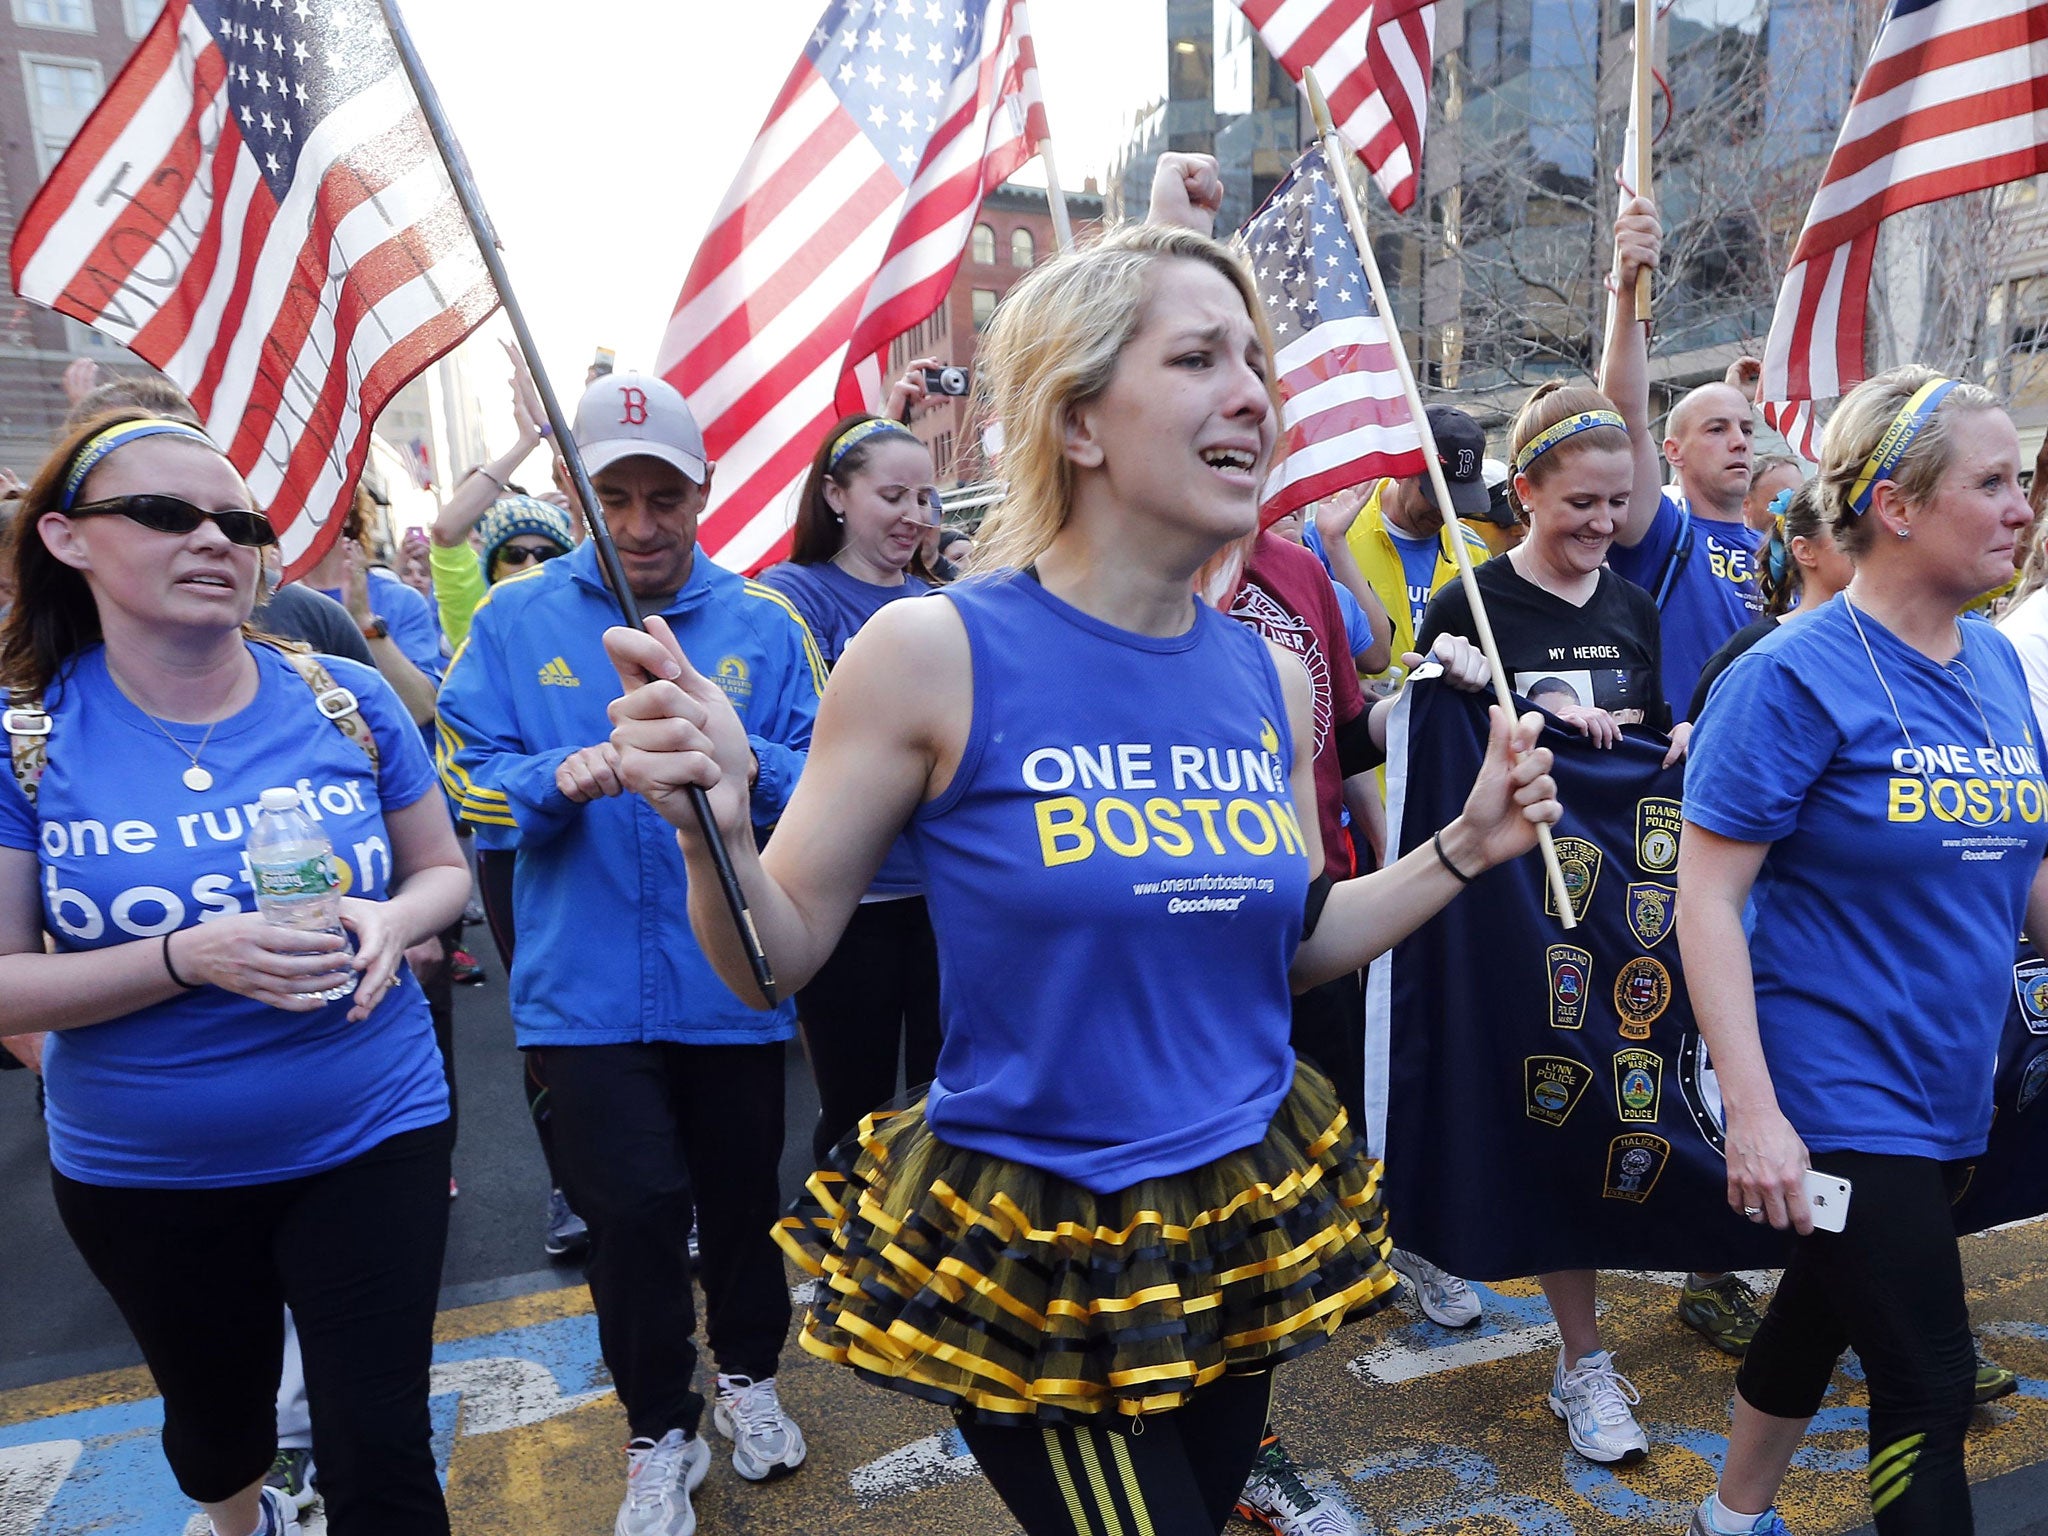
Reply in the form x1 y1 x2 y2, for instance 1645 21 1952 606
619 387 649 426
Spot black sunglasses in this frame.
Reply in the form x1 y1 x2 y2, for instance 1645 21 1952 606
68 493 278 548
495 543 563 568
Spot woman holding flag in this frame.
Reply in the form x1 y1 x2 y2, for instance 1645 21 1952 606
1680 367 2046 1535
601 222 1562 1535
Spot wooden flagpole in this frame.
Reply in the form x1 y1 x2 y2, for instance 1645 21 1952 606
1037 136 1076 251
1302 67 1577 928
1633 4 1655 321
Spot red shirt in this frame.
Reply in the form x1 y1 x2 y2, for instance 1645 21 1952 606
1227 533 1366 880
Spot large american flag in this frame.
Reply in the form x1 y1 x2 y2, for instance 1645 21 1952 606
1760 0 2048 461
9 0 496 573
658 0 1047 574
1235 0 1437 213
1241 143 1424 522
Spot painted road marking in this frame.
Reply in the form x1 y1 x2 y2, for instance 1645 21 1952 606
0 1441 78 1536
848 1428 980 1506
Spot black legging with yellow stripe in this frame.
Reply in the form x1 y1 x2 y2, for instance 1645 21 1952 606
956 1372 1271 1536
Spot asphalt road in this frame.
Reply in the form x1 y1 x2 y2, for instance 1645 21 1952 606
7 973 2048 1535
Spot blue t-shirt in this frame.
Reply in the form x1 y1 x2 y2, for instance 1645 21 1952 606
1299 524 1373 660
1387 527 1440 635
0 643 450 1188
1610 492 1762 723
316 566 446 684
914 575 1309 1193
1685 600 2048 1159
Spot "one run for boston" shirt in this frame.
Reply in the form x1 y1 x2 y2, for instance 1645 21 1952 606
913 574 1312 1193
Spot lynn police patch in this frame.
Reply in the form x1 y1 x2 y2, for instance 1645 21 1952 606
1544 836 1602 925
1636 796 1681 874
1525 1056 1594 1127
1625 882 1676 950
1547 945 1592 1030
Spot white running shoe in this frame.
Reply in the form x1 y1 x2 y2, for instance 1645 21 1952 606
615 1428 711 1536
1388 1248 1482 1328
1548 1349 1650 1465
712 1374 808 1481
213 1486 300 1536
1235 1436 1362 1535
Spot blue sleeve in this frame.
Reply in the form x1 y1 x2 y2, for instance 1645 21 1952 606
744 606 824 826
434 606 579 846
372 573 447 684
1608 491 1683 594
326 658 436 810
0 752 33 851
1331 582 1372 660
1682 651 1841 843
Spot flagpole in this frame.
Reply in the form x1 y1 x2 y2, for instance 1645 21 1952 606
1302 67 1577 929
1037 136 1075 251
1632 5 1654 321
376 0 781 1002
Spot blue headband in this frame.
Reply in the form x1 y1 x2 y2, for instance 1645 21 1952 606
60 418 219 509
1847 378 1956 515
827 417 917 471
1513 409 1627 476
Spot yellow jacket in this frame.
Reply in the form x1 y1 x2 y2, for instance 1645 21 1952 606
1344 479 1491 686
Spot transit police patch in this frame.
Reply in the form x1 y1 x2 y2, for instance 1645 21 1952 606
1614 956 1671 1040
1625 882 1676 950
1525 1056 1594 1126
1603 1134 1671 1203
2016 958 2048 1036
1544 836 1602 924
1547 945 1592 1030
1613 1048 1662 1123
1636 796 1681 874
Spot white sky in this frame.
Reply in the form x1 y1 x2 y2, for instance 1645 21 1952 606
399 0 1163 446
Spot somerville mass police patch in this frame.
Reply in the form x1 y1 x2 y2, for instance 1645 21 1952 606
1547 944 1592 1030
1613 1048 1662 1123
1614 956 1671 1041
1544 836 1602 925
1625 882 1676 950
2015 957 2048 1036
1602 1133 1671 1203
1525 1055 1594 1127
1636 797 1681 875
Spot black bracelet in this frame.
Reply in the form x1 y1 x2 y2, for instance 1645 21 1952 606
162 930 202 990
1434 828 1475 885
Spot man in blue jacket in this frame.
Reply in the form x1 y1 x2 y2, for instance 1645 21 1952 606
436 373 824 1536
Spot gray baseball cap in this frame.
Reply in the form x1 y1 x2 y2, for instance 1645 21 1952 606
573 372 708 484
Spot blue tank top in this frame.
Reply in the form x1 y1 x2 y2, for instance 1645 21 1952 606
914 574 1310 1193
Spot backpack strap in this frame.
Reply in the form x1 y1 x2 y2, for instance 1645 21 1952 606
3 697 51 808
1651 503 1695 610
277 648 380 774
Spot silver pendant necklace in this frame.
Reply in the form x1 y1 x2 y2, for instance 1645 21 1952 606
136 710 222 792
1842 592 1998 773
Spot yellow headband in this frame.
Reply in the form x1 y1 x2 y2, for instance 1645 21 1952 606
61 417 217 509
1513 410 1627 476
1846 378 1956 515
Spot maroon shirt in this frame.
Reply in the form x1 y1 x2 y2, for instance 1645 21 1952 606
1227 533 1366 881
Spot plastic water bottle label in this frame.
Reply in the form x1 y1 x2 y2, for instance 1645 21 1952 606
253 855 338 900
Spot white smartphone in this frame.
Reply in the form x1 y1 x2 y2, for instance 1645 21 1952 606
1802 1169 1852 1233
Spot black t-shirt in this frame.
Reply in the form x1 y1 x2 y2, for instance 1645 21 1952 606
254 581 375 666
1687 615 1780 724
1416 555 1671 731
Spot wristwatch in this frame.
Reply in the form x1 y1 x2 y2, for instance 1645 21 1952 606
359 616 390 641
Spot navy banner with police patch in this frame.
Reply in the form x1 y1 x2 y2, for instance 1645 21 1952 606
1952 942 2048 1234
1364 677 1784 1278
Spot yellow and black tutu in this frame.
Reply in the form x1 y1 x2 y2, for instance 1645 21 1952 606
772 1061 1396 1425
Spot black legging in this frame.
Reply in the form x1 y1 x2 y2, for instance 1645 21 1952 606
1735 1150 1975 1534
956 1371 1272 1536
796 895 941 1163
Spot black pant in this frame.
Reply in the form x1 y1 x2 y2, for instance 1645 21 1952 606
1290 969 1364 1132
52 1123 452 1533
957 1372 1272 1535
416 918 462 1135
797 895 942 1162
529 1041 791 1439
1735 1150 1975 1534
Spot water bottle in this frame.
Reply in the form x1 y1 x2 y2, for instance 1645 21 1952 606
247 786 353 1001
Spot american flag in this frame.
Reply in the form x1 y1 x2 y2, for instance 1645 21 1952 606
9 0 496 574
1240 143 1425 522
658 0 1047 574
1235 0 1437 213
1760 0 2048 461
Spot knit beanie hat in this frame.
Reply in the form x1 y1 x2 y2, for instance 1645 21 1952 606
478 494 574 580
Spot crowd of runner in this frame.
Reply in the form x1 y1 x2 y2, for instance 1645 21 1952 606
1 153 2042 1536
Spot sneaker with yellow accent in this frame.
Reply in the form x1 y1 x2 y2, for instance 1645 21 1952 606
1235 1436 1361 1536
1974 1346 2019 1404
1677 1272 1765 1356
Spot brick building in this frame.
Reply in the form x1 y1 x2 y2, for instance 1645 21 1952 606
887 177 1105 486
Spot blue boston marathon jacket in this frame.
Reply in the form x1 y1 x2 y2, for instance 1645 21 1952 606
435 539 824 1046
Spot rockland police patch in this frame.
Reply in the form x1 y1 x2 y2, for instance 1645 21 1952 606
1543 837 1602 924
2019 1050 2048 1114
1525 1055 1593 1127
1614 956 1671 1040
1636 797 1681 874
2015 958 2048 1036
1613 1048 1662 1123
1625 882 1676 950
1547 944 1592 1029
1603 1133 1671 1203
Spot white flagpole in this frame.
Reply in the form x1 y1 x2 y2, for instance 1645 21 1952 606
1037 136 1075 251
1632 6 1655 321
1303 67 1577 928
